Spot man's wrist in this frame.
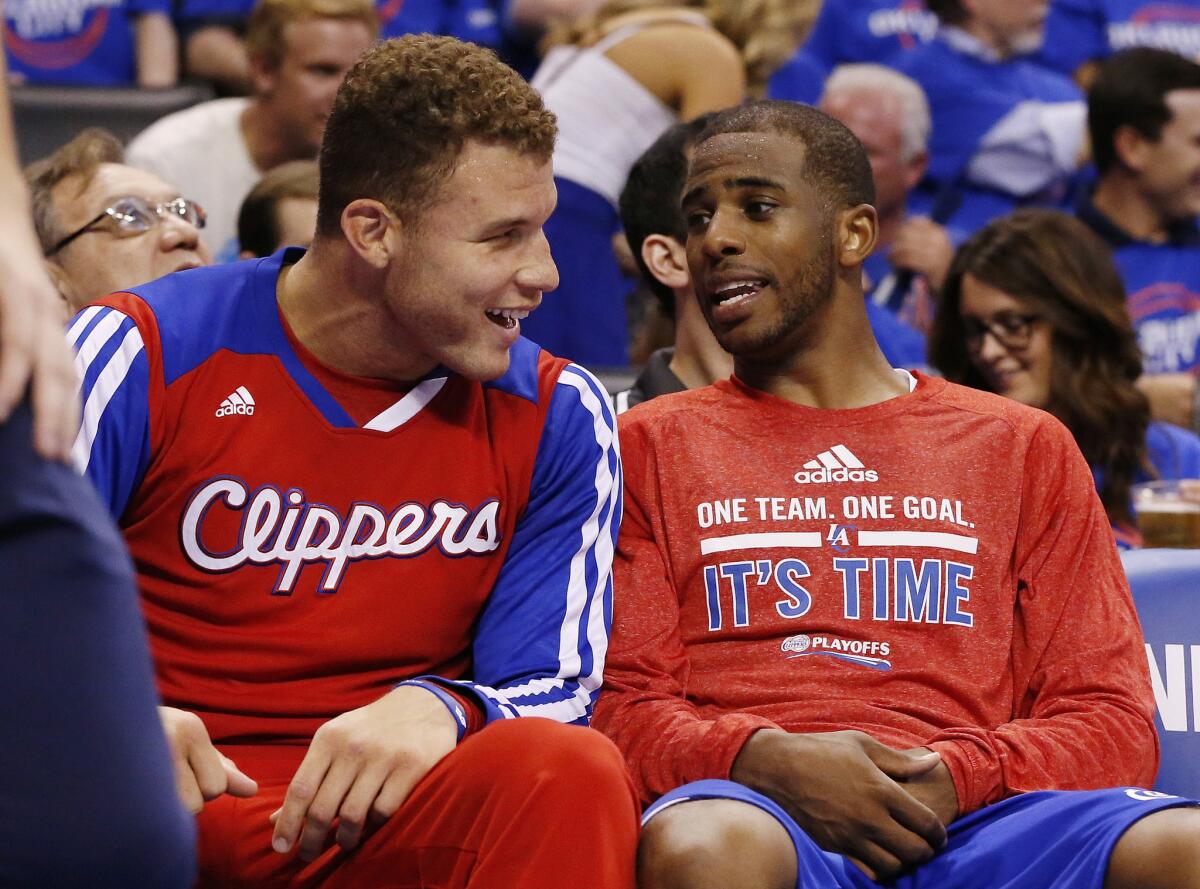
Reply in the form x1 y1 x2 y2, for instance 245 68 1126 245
394 680 468 742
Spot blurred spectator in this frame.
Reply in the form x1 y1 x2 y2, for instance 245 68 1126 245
930 208 1200 546
526 0 808 367
796 0 936 74
27 128 210 316
4 0 177 86
819 63 946 341
614 114 731 411
1041 0 1200 80
899 0 1086 235
1079 47 1200 429
183 0 525 95
236 159 318 257
127 0 376 258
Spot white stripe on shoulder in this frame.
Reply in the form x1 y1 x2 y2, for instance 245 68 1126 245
71 309 128 392
66 305 105 349
71 325 145 473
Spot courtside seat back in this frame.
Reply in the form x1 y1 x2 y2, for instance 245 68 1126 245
1121 549 1200 797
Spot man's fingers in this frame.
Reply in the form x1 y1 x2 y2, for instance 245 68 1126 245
174 763 206 815
853 838 905 883
296 756 360 861
219 754 258 798
868 743 940 781
30 330 80 462
272 749 332 855
0 289 34 422
886 784 947 851
370 762 422 823
334 763 390 852
188 738 234 801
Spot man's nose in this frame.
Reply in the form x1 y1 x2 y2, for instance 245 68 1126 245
701 211 746 260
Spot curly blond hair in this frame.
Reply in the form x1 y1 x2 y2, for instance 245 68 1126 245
316 35 557 234
545 0 818 94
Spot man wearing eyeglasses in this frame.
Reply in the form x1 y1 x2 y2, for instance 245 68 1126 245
26 128 210 317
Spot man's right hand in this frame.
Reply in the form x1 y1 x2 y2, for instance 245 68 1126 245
730 729 947 881
158 706 258 813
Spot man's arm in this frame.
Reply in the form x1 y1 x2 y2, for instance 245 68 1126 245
271 363 623 859
135 11 179 88
594 417 947 881
927 417 1159 815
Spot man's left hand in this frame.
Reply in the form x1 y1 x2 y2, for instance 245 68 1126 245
270 684 459 861
899 749 959 828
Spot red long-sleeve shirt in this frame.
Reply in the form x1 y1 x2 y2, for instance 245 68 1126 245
593 373 1159 815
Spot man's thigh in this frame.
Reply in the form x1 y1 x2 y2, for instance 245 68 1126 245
645 782 1198 889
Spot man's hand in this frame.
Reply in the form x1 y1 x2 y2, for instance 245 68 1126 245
270 684 458 861
731 729 947 881
890 217 955 293
1136 373 1195 429
897 748 959 827
0 227 78 461
158 706 258 813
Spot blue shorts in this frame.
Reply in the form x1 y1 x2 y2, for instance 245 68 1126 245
643 779 1198 889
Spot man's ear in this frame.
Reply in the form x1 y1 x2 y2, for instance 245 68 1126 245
837 203 878 268
903 151 928 192
1113 124 1151 173
641 234 690 291
44 260 76 311
247 52 278 97
340 199 397 270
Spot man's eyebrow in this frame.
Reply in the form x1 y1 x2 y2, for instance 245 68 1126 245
682 176 786 206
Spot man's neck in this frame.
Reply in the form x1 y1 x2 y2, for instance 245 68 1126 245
276 243 432 383
240 99 308 173
733 284 908 409
668 294 733 389
1092 173 1172 244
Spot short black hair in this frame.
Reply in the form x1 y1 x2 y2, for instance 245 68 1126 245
923 0 965 26
1089 48 1200 175
694 100 875 211
619 114 716 317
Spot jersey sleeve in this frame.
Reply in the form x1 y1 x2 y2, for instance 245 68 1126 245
927 416 1159 814
591 415 779 805
419 364 622 727
67 304 154 520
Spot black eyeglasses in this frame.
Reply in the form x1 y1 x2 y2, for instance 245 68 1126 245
46 196 207 257
963 312 1042 353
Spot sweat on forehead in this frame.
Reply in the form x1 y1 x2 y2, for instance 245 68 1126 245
691 100 875 209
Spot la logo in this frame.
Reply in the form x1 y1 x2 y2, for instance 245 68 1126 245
827 523 854 553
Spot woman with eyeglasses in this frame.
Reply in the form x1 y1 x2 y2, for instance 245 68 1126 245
929 208 1200 546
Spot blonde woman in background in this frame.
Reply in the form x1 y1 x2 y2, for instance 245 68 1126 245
523 0 815 367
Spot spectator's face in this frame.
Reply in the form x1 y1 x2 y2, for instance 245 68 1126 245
382 141 558 381
682 131 837 358
959 274 1052 408
1134 89 1200 224
259 17 375 156
820 88 924 220
274 196 318 250
49 163 210 314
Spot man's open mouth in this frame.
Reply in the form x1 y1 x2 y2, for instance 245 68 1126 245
486 308 530 329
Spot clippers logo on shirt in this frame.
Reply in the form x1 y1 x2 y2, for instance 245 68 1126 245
180 478 502 595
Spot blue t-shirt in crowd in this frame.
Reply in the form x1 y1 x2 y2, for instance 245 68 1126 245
1040 0 1200 75
766 50 825 104
1078 193 1200 374
800 0 937 73
5 0 169 85
898 29 1084 233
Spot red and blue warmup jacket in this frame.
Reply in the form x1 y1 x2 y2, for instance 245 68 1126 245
1040 0 1200 76
69 249 621 744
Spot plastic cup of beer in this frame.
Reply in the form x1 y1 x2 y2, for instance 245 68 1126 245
1133 480 1200 548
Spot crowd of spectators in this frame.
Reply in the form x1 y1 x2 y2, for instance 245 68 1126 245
7 0 1200 534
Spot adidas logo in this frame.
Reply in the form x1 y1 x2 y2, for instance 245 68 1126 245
215 386 256 418
793 444 878 484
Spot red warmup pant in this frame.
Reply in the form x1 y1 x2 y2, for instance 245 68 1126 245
196 718 640 888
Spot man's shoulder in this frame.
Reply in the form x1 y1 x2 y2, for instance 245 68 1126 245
128 97 250 161
104 255 277 386
619 381 730 434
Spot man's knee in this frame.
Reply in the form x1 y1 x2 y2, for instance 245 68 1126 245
639 798 796 889
1107 807 1200 889
468 718 637 811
